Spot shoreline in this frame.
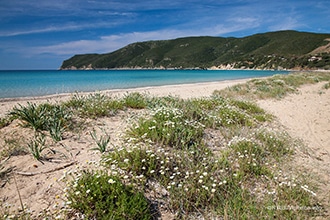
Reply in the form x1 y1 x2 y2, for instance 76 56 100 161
0 78 250 102
0 69 290 101
0 78 250 117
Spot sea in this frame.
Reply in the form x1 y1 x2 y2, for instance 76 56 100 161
0 69 289 99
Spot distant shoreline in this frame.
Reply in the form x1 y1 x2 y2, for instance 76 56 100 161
0 69 290 100
1 69 328 102
0 78 253 118
0 78 251 103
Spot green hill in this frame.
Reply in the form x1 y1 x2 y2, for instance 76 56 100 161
60 30 330 70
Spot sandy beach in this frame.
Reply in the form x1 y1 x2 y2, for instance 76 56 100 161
0 78 250 118
1 77 329 218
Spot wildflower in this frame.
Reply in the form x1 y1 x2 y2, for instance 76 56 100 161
202 172 208 176
198 179 203 183
123 175 129 179
211 188 216 193
150 170 155 174
124 158 129 163
108 179 116 184
86 189 91 194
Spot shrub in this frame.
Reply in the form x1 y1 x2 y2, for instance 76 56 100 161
128 107 205 149
123 92 148 109
64 93 124 118
66 171 152 220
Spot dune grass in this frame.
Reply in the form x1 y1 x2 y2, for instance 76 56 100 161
213 71 330 99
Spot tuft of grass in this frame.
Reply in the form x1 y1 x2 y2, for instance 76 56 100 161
43 104 72 142
9 102 47 131
256 130 293 160
64 93 124 118
27 133 47 161
90 130 111 153
9 102 72 142
123 92 148 109
66 171 152 220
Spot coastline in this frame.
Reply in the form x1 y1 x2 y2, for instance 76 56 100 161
0 78 250 117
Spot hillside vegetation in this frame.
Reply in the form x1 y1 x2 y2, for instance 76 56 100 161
61 30 330 70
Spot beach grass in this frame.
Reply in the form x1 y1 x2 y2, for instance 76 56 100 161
213 71 330 99
1 71 328 219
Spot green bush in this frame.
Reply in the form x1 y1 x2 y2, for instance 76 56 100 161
123 92 148 109
128 106 205 149
66 171 152 220
64 93 124 118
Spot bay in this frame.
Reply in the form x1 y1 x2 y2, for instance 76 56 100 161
0 69 288 98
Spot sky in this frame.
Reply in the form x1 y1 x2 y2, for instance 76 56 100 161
0 0 329 70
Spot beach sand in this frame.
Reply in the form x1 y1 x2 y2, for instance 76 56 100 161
0 78 329 218
0 78 250 117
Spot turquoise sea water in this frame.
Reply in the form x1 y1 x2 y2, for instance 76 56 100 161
0 69 288 99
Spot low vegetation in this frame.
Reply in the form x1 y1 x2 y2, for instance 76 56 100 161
0 72 329 219
213 71 330 99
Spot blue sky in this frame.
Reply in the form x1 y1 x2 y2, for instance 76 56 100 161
0 0 329 70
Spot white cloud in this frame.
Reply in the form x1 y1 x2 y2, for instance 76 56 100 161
29 23 256 57
268 16 301 31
